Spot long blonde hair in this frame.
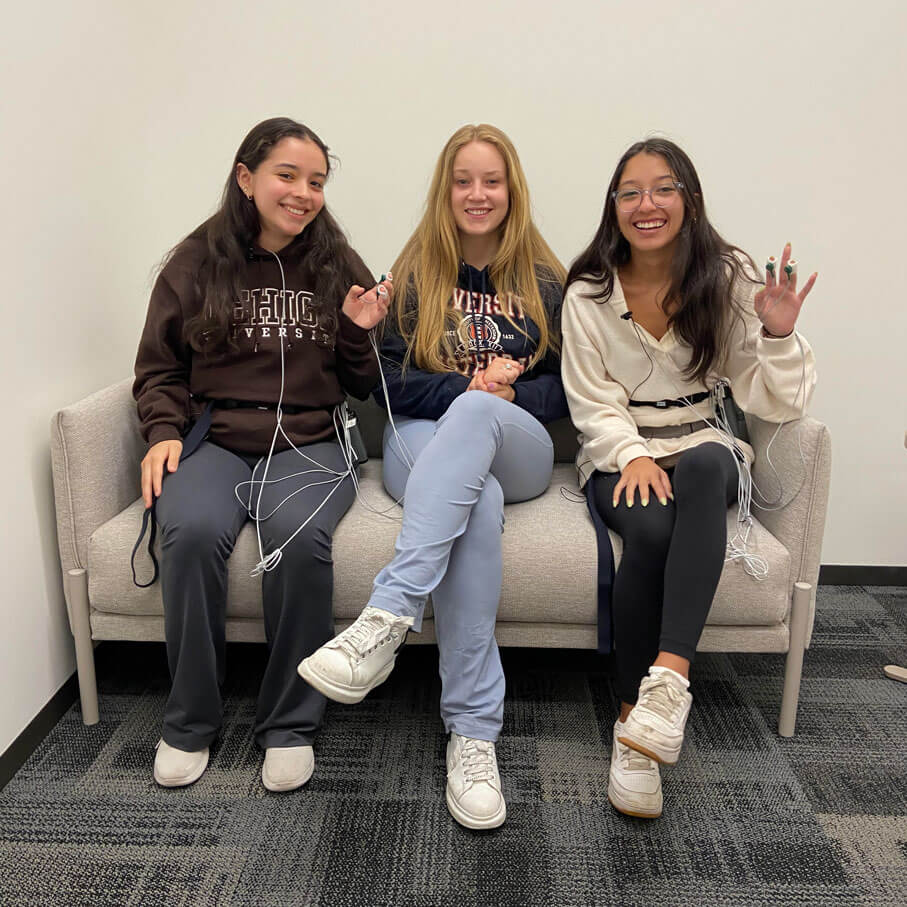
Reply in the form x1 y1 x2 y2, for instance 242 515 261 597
391 124 566 372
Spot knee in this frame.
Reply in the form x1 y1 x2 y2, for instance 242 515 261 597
619 509 673 559
673 443 730 493
161 512 235 562
441 390 501 426
267 519 332 566
470 478 505 533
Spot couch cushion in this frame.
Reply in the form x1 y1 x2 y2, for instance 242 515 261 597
88 462 790 628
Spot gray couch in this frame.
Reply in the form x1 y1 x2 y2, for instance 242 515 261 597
51 379 831 736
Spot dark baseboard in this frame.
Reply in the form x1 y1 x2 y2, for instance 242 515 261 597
818 565 907 586
0 673 79 793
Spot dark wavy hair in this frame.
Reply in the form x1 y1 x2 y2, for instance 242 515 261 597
565 138 759 383
180 117 370 352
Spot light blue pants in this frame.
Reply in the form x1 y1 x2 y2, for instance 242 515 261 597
369 391 554 741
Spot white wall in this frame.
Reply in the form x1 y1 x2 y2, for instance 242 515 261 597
2 0 905 753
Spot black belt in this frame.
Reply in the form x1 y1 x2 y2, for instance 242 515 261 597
628 391 710 409
638 420 710 439
197 397 312 416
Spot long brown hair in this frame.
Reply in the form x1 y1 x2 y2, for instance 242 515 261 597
566 138 759 383
180 117 369 353
391 124 565 372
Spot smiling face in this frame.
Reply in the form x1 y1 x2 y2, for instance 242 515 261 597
615 152 686 257
450 141 510 240
236 136 327 252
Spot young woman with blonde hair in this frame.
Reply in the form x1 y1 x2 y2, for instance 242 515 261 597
300 124 568 828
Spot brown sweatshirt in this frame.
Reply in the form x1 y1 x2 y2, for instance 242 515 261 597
133 235 379 454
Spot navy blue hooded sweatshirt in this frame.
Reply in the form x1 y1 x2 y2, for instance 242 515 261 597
375 262 568 423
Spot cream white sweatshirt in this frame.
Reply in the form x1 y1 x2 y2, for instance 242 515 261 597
561 273 816 484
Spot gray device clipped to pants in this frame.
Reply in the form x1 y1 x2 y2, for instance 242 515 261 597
712 380 750 445
341 401 368 465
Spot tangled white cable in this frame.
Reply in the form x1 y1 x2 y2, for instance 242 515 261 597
236 251 417 576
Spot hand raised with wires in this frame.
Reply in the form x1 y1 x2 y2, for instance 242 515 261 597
341 272 393 330
612 456 673 509
140 439 183 508
754 243 817 338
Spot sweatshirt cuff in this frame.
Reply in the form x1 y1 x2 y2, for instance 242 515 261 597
338 311 372 345
758 329 800 356
616 442 653 473
148 424 183 446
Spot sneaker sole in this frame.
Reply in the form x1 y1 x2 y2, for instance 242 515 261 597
298 657 396 704
445 787 507 830
153 750 209 788
607 788 662 819
617 733 680 766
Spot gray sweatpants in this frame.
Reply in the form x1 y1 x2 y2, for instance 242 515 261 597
155 439 355 751
370 391 554 741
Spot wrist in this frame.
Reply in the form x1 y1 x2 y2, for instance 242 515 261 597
340 307 371 334
760 324 793 339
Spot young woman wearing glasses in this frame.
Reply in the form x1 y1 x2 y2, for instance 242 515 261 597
560 138 818 818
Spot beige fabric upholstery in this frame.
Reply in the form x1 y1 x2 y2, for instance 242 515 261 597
88 613 789 655
88 462 790 629
51 378 145 574
746 415 831 646
53 380 831 657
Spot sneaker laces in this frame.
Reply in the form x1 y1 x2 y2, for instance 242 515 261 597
638 676 686 723
335 611 403 661
459 738 497 784
617 738 657 772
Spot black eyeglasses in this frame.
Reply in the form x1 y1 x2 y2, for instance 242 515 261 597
612 180 684 213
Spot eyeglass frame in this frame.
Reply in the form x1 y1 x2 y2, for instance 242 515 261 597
611 180 686 213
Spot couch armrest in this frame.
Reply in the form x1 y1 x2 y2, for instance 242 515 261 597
747 414 832 645
51 378 145 574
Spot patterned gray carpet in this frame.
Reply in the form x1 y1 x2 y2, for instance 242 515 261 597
1 585 905 906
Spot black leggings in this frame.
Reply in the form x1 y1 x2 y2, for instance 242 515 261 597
591 442 739 704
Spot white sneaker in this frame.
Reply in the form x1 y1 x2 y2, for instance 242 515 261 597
298 606 414 704
618 667 693 765
608 720 662 819
445 733 506 830
261 745 314 792
153 739 209 788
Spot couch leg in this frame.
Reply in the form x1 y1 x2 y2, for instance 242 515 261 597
67 568 99 726
778 581 811 738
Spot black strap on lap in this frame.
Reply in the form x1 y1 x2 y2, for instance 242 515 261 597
130 403 213 588
628 390 710 409
585 479 615 654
